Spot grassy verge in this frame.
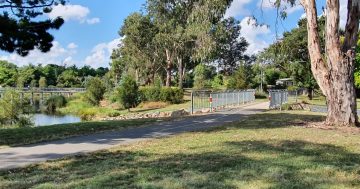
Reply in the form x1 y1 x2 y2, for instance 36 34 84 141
0 119 157 148
59 94 191 119
1 111 360 188
290 95 360 107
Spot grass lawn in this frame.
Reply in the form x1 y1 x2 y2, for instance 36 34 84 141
1 111 360 188
0 119 157 148
59 94 191 119
290 95 360 107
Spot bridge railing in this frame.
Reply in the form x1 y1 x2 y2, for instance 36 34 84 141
0 87 86 93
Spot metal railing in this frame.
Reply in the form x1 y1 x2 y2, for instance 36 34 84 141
0 87 86 93
190 89 256 114
268 90 288 109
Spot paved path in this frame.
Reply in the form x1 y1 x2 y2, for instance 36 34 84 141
0 102 269 170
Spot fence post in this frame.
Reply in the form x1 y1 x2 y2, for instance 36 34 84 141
191 92 194 114
209 94 213 112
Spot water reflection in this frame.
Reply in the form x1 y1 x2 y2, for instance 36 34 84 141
32 114 81 127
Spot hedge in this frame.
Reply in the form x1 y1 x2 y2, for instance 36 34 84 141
139 87 184 104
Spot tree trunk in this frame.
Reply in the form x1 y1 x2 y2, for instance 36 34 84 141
177 56 184 89
165 49 172 87
300 0 360 126
307 88 313 100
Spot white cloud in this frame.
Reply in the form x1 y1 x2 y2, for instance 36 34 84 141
239 17 272 55
84 38 123 68
86 17 101 24
0 41 77 67
224 0 252 18
47 4 100 25
67 42 78 49
257 0 302 14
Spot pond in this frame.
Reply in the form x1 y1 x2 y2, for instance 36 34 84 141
32 114 82 127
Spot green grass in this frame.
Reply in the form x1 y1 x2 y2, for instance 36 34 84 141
59 93 191 119
0 119 157 148
290 95 360 107
1 111 360 188
58 95 122 118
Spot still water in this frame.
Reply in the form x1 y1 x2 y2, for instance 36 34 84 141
32 114 81 127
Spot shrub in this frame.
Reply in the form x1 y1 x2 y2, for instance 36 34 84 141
139 87 161 102
160 87 184 104
17 115 33 128
255 91 268 99
45 95 67 114
117 76 139 111
84 77 106 106
79 109 97 121
212 74 224 89
0 90 23 125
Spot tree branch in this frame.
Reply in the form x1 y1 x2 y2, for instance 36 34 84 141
342 0 360 52
300 0 330 95
0 0 55 9
325 0 341 68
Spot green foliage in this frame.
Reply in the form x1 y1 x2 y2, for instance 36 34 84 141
84 77 106 106
0 61 18 87
159 88 184 104
211 74 224 89
194 64 212 89
117 76 139 110
0 1 65 56
227 66 247 89
265 68 287 86
45 95 67 114
39 77 47 88
212 17 249 75
79 109 97 121
0 90 32 127
139 87 161 102
57 70 81 88
139 86 184 104
255 91 268 99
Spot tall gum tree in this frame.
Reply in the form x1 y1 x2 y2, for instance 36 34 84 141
298 0 360 126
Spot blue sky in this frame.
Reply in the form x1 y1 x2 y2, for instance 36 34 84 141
1 0 347 68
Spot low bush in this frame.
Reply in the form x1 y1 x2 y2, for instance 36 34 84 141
45 95 67 114
79 109 97 121
139 87 161 102
117 76 139 111
17 115 34 128
140 87 183 104
84 77 106 106
255 91 268 99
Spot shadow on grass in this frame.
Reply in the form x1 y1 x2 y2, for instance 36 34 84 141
2 141 359 188
3 112 355 189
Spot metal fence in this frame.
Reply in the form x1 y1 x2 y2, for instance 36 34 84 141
190 89 256 114
269 90 288 109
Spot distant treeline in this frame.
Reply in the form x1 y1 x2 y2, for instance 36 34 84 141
0 61 109 88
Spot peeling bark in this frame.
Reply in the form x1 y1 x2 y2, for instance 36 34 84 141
300 0 360 126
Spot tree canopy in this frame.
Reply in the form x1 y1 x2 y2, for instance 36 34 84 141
0 0 65 56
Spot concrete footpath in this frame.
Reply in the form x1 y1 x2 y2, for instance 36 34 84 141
0 102 269 170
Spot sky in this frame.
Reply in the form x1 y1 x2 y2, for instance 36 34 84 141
0 0 348 68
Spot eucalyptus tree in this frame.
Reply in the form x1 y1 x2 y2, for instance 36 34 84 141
211 17 249 76
0 0 65 56
116 12 163 85
147 0 232 88
295 0 360 126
